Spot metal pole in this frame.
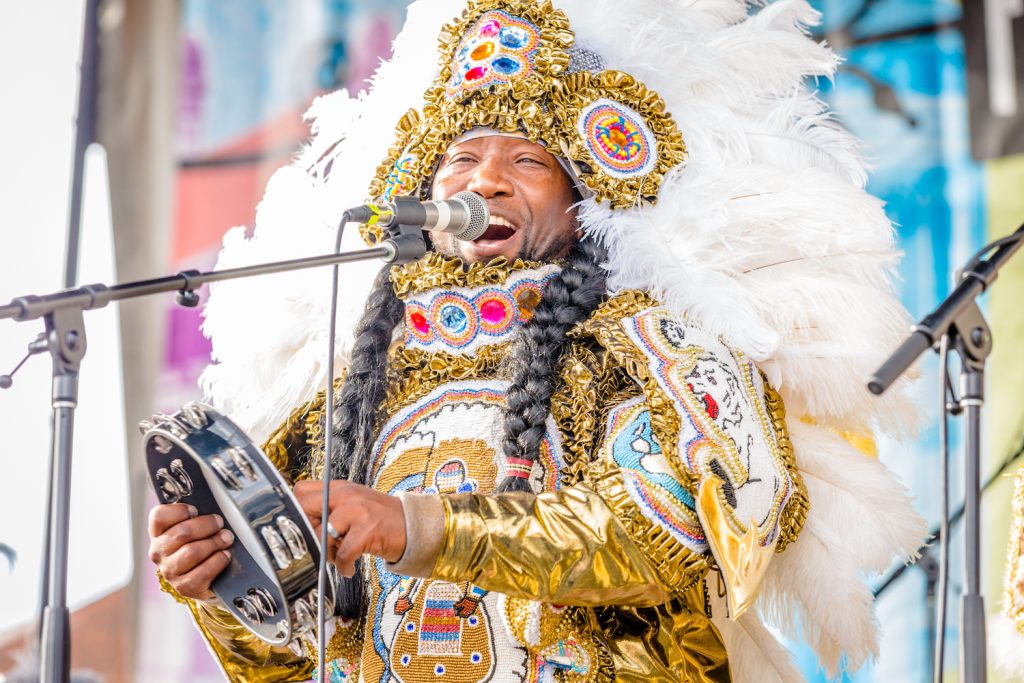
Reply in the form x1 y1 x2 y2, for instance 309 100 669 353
39 377 78 683
38 0 100 657
959 367 986 683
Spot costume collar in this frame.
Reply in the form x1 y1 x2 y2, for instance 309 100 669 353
393 252 560 355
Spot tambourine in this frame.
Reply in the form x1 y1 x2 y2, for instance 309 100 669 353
140 402 333 654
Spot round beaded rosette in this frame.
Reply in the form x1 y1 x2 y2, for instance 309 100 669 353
362 0 687 244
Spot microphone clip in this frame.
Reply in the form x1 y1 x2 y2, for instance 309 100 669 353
380 222 428 265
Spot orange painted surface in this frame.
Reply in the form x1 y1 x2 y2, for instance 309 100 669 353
172 106 313 262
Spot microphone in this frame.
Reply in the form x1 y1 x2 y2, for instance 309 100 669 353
346 191 490 241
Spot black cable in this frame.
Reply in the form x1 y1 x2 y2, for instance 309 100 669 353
317 211 350 683
962 231 1024 273
874 417 1024 599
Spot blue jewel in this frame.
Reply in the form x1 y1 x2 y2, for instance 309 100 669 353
491 57 519 74
406 622 415 632
471 653 482 663
440 305 468 333
435 664 446 675
401 655 411 666
499 26 528 48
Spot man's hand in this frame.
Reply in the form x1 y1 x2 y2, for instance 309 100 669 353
148 503 234 601
293 480 406 578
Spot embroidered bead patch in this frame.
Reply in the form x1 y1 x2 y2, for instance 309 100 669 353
622 308 794 546
605 398 706 551
578 99 657 179
447 10 541 100
402 267 557 352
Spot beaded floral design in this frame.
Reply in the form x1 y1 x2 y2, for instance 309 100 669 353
447 10 543 101
403 265 558 353
578 99 656 179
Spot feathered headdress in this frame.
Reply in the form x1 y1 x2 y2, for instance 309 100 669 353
200 1 927 678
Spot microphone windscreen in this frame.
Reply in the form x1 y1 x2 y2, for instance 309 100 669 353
451 191 490 241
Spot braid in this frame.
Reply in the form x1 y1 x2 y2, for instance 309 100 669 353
324 265 403 618
498 237 608 493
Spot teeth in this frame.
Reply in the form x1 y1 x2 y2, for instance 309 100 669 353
490 216 514 229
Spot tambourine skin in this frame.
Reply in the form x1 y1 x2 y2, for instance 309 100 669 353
141 403 333 650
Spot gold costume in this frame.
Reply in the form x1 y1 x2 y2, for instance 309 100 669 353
168 258 806 682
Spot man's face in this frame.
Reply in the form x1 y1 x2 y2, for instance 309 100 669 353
430 135 579 263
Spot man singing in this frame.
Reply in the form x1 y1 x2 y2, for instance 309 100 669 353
149 0 927 680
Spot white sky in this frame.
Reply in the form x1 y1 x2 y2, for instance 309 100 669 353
0 2 133 634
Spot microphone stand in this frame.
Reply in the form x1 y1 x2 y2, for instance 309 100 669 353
869 223 1024 683
0 221 428 683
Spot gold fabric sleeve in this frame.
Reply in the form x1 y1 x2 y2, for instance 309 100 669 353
157 572 311 682
432 485 672 606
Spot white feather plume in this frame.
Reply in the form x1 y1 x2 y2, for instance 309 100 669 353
709 591 804 683
757 420 927 677
990 614 1024 680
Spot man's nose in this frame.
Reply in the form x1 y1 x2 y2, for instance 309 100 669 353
465 156 513 198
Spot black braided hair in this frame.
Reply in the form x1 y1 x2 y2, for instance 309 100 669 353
498 237 608 493
326 264 404 618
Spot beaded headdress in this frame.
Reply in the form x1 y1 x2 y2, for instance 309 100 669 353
358 0 687 244
201 1 927 678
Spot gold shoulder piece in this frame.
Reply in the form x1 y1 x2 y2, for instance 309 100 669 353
696 475 776 619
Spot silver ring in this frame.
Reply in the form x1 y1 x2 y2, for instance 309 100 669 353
326 522 342 541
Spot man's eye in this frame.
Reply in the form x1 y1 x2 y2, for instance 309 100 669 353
517 157 543 165
449 156 475 164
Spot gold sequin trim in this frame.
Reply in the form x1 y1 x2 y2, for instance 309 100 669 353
762 381 808 552
383 343 511 416
302 618 365 678
1003 464 1024 635
389 252 548 298
156 569 189 605
590 461 712 594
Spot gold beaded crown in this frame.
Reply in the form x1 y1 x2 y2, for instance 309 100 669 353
362 0 687 244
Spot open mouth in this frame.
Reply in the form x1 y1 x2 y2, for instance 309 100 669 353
475 223 516 242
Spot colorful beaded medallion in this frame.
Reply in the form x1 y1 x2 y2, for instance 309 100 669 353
446 10 542 100
404 265 558 353
578 99 657 179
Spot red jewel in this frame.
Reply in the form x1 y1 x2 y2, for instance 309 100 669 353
479 299 507 323
465 65 488 81
410 311 430 334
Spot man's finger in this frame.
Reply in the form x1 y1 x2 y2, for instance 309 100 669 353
293 481 328 518
152 515 226 564
148 503 198 538
173 548 233 601
334 527 369 578
162 528 234 578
